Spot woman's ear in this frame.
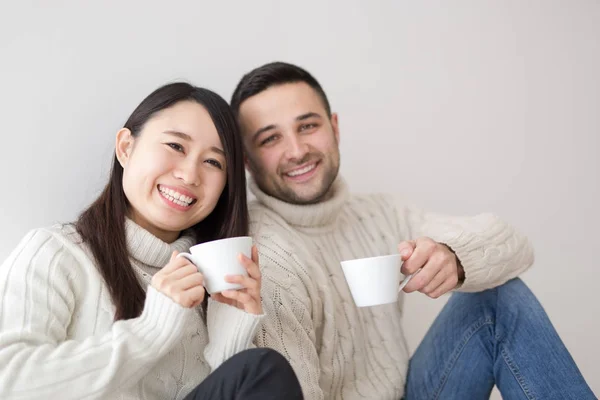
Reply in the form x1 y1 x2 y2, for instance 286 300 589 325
115 128 134 167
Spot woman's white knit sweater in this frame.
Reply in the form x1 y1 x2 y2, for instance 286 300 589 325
0 219 263 400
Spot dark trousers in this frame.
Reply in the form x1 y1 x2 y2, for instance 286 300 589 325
184 348 303 400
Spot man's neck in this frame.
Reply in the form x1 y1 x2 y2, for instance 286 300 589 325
249 176 349 229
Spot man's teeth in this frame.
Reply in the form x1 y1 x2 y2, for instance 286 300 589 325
287 163 316 177
159 187 194 206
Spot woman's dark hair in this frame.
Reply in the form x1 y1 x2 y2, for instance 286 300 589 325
76 82 248 320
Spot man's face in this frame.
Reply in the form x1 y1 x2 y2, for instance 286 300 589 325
237 82 340 205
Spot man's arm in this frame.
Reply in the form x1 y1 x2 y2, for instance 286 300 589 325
393 196 534 293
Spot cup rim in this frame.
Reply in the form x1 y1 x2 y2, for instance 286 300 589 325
189 235 252 250
341 253 401 266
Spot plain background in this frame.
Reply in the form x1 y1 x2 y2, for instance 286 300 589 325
1 1 598 397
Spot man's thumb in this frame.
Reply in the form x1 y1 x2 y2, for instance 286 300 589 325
398 240 416 260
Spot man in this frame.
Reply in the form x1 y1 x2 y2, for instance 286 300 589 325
229 62 595 399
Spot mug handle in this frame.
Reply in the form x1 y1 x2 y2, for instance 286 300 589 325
398 268 422 293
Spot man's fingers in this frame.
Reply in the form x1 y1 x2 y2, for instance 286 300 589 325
420 268 449 295
403 259 441 293
429 276 459 299
401 238 435 275
398 240 416 261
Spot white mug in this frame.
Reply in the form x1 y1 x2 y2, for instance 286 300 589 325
341 254 418 307
177 236 252 294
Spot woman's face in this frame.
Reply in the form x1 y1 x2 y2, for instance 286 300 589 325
116 100 227 243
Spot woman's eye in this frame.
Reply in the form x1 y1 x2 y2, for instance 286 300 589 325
167 143 184 152
205 159 223 170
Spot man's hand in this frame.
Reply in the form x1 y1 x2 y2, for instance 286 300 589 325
398 237 465 298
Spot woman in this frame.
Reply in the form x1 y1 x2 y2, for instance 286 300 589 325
0 82 302 399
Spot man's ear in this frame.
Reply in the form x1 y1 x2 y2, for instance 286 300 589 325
331 112 340 143
244 154 257 177
115 128 135 167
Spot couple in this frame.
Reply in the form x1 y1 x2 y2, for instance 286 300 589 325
0 62 594 400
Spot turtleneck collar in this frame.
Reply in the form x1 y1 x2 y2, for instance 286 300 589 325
249 176 349 229
125 218 196 268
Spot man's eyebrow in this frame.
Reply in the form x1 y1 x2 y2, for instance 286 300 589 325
296 112 322 121
252 124 276 143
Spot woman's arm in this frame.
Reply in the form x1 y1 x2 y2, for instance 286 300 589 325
0 229 193 400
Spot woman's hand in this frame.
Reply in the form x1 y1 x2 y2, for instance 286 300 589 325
212 245 262 315
151 251 206 308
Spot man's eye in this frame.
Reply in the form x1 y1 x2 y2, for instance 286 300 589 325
299 123 317 131
260 135 277 146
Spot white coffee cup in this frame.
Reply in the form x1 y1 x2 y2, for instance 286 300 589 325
177 236 252 294
341 254 417 307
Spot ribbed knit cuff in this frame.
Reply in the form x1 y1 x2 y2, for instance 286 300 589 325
130 286 195 352
203 298 264 370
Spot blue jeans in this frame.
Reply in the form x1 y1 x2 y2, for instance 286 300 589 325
405 278 596 399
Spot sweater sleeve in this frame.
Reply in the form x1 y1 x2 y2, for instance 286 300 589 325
252 234 323 400
0 229 194 400
203 298 264 371
392 197 535 292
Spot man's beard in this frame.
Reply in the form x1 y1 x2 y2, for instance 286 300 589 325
250 151 340 205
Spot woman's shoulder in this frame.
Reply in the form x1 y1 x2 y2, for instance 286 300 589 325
43 222 83 244
24 223 85 257
7 224 98 278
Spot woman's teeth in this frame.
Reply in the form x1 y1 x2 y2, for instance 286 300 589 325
159 186 194 206
287 163 316 177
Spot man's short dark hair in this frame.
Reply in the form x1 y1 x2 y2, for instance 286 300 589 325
230 61 332 119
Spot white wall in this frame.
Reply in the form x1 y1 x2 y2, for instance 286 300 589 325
1 1 598 397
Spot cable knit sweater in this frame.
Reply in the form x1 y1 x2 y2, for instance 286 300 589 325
0 219 263 400
249 176 534 400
